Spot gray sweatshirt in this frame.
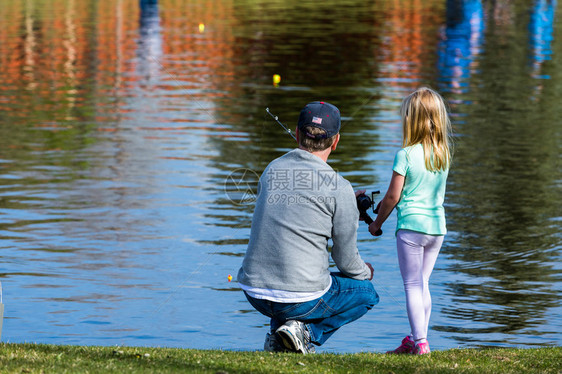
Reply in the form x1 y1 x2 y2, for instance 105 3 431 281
237 148 371 292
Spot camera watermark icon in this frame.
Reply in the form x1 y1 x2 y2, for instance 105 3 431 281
224 168 260 205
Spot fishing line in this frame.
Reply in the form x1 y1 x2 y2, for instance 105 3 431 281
152 250 219 315
340 93 379 131
371 278 407 313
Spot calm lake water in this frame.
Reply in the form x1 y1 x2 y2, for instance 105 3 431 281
0 0 560 353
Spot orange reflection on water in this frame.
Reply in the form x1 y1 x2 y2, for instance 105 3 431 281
378 0 445 90
0 0 139 121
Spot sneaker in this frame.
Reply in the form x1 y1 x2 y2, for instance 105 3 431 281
413 341 430 355
264 332 288 352
386 335 415 354
276 320 315 354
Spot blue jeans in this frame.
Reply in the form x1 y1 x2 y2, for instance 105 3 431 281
244 273 379 346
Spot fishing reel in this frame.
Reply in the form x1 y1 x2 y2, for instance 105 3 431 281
356 191 383 236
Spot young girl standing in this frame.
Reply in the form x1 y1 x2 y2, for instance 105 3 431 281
369 87 452 355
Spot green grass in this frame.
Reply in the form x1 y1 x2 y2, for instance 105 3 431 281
0 343 560 373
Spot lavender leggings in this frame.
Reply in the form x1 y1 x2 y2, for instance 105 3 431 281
396 229 444 342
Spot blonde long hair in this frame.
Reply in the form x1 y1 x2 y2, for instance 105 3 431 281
400 87 452 172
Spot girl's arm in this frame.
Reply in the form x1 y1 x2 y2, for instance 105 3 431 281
368 171 405 236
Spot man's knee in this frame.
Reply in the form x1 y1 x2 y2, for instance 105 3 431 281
332 274 379 309
351 279 379 309
364 281 380 309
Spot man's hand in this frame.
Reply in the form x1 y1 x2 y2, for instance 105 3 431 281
354 189 366 198
355 189 366 220
366 262 374 280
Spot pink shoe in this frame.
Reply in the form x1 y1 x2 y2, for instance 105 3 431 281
413 341 430 355
386 336 415 354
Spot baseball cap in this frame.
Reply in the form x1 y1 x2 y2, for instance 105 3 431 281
297 101 341 139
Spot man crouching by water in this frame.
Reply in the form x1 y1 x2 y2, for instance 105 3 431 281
237 101 379 353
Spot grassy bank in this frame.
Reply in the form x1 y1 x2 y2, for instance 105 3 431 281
0 343 560 373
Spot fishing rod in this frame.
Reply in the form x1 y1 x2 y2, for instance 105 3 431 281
265 107 297 141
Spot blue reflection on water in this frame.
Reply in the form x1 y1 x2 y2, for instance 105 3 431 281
529 0 556 78
437 0 484 93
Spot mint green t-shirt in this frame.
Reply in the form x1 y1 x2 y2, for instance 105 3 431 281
392 144 449 236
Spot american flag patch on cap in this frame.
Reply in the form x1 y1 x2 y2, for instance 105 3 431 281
312 116 322 124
